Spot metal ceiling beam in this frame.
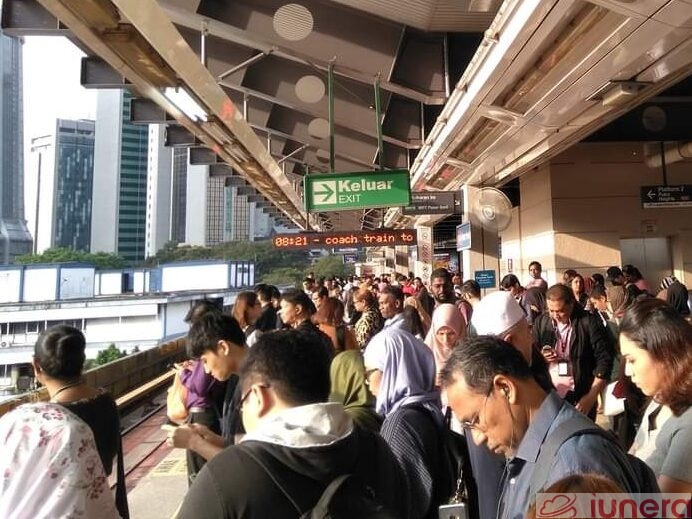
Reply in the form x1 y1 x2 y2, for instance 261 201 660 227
36 0 308 227
0 0 69 36
162 2 447 105
219 80 417 150
164 125 200 147
248 123 375 171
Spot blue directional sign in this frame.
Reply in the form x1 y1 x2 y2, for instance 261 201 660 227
456 222 471 251
474 270 497 289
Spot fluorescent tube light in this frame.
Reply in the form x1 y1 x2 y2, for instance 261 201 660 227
164 86 208 122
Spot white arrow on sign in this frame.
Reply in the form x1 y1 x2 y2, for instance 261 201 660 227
647 189 656 200
312 181 337 205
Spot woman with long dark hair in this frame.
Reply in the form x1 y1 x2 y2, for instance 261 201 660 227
619 298 692 493
231 291 262 346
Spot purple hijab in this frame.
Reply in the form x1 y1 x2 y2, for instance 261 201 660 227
363 328 440 416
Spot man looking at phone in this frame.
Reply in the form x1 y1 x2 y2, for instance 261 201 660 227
532 284 614 417
167 313 247 460
177 329 404 518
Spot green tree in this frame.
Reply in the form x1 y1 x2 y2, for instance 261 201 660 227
144 240 311 281
309 255 354 279
15 247 127 269
95 344 127 366
261 267 304 287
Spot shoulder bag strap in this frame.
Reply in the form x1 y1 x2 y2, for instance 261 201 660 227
242 444 305 515
528 411 598 498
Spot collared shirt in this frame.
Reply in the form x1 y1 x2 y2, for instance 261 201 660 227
525 277 548 291
382 311 409 332
499 392 635 519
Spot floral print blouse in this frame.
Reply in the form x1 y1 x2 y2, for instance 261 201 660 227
0 402 120 518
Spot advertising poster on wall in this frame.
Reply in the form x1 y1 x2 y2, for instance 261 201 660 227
433 252 459 274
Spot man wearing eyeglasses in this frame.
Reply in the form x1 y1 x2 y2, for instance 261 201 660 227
461 290 554 519
440 336 637 519
177 329 404 519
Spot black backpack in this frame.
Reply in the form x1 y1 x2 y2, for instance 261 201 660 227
244 446 400 519
528 410 660 502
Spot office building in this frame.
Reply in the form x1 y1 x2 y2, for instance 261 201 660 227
31 119 95 252
0 32 32 263
91 89 148 262
145 125 172 257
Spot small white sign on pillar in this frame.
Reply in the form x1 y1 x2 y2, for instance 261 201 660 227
416 225 433 283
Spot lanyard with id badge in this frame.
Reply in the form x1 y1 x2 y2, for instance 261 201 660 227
554 321 572 377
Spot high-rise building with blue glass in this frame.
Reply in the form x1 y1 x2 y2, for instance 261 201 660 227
32 119 95 252
0 32 32 263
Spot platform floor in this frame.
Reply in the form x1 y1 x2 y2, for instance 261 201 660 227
119 405 189 519
128 448 188 519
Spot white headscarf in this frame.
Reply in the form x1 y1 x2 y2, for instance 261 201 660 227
0 402 120 519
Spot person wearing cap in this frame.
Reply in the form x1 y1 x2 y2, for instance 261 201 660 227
452 291 554 519
470 290 553 392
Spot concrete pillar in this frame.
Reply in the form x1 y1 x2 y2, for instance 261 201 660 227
497 142 692 289
416 225 433 283
460 186 500 290
516 166 558 285
461 225 500 290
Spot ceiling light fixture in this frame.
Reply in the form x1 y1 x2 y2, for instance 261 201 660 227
163 86 208 122
601 81 649 107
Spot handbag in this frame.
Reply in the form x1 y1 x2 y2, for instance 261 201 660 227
166 368 189 425
603 381 626 417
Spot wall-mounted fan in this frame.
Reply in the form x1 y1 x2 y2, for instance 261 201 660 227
469 187 513 232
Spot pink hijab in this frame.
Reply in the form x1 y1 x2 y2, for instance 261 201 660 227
424 303 465 383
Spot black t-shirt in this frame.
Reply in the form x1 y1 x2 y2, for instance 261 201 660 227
63 390 120 475
221 374 241 444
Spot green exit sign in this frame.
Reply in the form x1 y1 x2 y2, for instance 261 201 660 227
304 170 411 212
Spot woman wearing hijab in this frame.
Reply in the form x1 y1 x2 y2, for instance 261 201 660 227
363 328 451 519
0 402 120 519
424 304 464 386
329 350 383 432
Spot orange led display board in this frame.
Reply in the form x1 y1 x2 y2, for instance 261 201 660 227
272 229 417 249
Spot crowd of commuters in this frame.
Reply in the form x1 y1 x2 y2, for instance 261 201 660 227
0 261 690 518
